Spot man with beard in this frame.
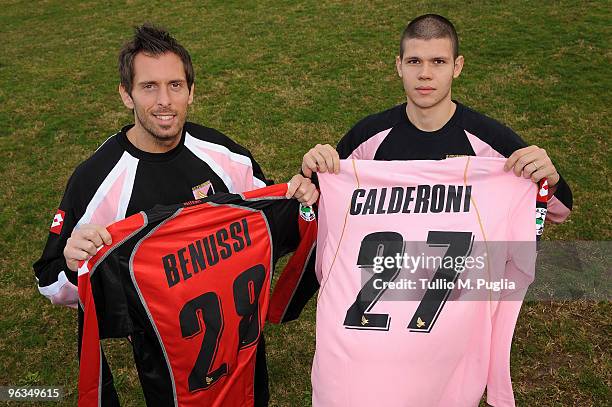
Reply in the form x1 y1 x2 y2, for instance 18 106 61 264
33 23 317 406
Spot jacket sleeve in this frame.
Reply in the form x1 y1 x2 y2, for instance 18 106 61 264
33 170 83 307
266 199 319 323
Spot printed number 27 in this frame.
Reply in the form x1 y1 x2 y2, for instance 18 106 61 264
343 231 473 333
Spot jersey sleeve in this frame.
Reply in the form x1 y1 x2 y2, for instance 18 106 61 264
504 179 547 293
485 298 524 407
77 259 103 407
463 112 572 223
77 258 128 407
486 178 545 406
33 169 84 307
78 214 142 338
546 174 572 223
264 198 319 323
77 214 145 406
336 105 402 159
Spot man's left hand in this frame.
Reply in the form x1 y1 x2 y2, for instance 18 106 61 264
286 174 319 206
504 145 560 187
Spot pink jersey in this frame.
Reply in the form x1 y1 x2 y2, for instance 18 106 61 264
313 157 545 407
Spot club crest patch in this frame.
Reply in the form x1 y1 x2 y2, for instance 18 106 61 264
192 181 214 199
299 204 316 222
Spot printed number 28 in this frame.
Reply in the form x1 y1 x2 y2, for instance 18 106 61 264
343 231 473 333
179 264 265 392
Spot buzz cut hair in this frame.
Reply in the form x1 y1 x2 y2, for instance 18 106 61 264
399 14 459 59
118 23 194 95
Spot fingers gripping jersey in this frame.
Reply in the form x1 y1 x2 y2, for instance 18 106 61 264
313 158 546 407
78 184 316 407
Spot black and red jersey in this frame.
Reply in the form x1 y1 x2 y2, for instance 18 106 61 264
78 184 316 407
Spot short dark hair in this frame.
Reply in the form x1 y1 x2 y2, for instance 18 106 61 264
399 14 459 59
118 23 194 95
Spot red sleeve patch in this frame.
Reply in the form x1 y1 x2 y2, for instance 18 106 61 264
537 179 549 203
50 209 66 235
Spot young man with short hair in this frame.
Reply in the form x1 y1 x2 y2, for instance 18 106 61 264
299 13 572 407
34 23 317 406
302 14 572 220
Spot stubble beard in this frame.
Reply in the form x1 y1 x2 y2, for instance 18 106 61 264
134 107 184 146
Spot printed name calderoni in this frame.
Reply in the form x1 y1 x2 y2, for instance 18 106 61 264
350 184 471 215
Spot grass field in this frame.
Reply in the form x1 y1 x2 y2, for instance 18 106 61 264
0 0 610 406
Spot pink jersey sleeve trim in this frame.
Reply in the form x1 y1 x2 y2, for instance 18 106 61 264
89 170 127 226
185 134 266 193
349 128 392 160
465 130 505 158
50 280 79 308
77 152 138 228
545 196 571 223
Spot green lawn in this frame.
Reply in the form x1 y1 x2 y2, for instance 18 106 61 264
0 1 609 406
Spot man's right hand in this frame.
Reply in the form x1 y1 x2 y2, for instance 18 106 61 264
302 144 340 178
64 224 112 271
